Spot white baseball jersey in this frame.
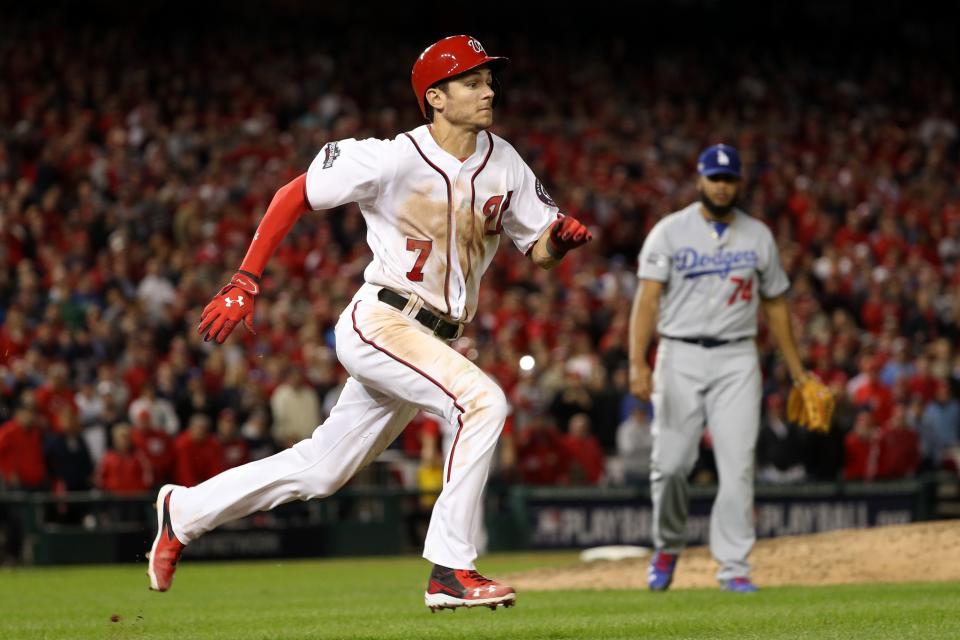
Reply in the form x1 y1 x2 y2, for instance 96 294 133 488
304 125 559 322
637 203 789 339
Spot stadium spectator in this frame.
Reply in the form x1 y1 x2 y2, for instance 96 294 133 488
96 423 152 494
176 378 217 429
240 408 278 461
877 405 921 480
216 409 250 470
401 412 443 460
130 408 175 487
516 416 568 485
548 368 594 434
757 393 806 484
74 381 107 428
128 383 180 436
0 407 46 489
918 380 960 471
844 411 881 481
879 339 915 388
562 413 605 485
269 368 321 448
34 362 76 430
850 356 895 425
44 408 94 491
173 414 223 487
616 405 653 485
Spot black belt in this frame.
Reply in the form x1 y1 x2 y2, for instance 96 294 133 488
377 288 462 340
663 335 751 348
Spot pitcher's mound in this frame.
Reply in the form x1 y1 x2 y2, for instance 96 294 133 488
508 521 960 590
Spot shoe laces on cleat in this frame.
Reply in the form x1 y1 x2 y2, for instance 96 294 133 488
462 570 493 585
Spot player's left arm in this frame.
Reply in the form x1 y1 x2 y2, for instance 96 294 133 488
757 226 807 382
529 215 592 269
500 152 591 269
760 295 807 383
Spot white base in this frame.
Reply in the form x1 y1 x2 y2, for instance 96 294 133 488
580 545 651 563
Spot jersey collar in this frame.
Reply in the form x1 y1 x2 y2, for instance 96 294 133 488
690 202 743 244
411 125 490 173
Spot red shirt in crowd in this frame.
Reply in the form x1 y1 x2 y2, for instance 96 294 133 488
843 431 879 481
907 373 938 403
516 424 569 485
562 433 605 484
131 427 175 485
852 381 894 425
401 413 441 459
220 437 250 470
173 431 223 487
0 419 46 488
97 450 151 494
876 427 920 479
35 385 77 430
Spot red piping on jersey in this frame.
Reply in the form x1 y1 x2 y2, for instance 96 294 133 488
351 301 466 482
466 131 495 287
404 132 453 317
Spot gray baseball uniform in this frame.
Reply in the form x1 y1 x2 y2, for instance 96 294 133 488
638 201 789 581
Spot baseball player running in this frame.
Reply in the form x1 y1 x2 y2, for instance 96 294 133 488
629 144 809 593
147 35 592 611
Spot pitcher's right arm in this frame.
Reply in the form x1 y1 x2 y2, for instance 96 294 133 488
629 279 663 401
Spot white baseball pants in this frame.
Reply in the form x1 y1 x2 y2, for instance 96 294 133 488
649 338 761 581
168 284 508 570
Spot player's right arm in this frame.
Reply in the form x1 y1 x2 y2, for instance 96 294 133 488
198 139 384 343
629 279 663 400
197 173 310 343
630 220 671 400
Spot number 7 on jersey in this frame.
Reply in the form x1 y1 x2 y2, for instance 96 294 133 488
405 238 433 282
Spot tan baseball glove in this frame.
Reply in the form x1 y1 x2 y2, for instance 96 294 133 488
786 374 835 433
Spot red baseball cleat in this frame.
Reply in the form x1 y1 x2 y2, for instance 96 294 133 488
147 484 186 592
424 565 516 611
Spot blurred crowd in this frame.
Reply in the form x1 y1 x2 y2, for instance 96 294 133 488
1 19 959 499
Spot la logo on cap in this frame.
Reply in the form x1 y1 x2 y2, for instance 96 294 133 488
717 149 730 165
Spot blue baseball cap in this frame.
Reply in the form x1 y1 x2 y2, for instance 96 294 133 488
697 144 741 178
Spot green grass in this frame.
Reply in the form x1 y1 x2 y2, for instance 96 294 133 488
1 553 957 639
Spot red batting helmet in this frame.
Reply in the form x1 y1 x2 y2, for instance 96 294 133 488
411 35 509 120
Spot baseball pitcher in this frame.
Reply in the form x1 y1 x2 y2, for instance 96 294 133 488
629 144 828 592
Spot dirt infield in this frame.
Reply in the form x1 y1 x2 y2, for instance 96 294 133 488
507 521 960 590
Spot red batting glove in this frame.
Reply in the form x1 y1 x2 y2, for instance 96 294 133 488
197 272 261 343
547 215 592 258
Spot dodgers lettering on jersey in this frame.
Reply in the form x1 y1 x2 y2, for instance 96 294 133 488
638 203 790 339
673 247 759 279
303 126 558 323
